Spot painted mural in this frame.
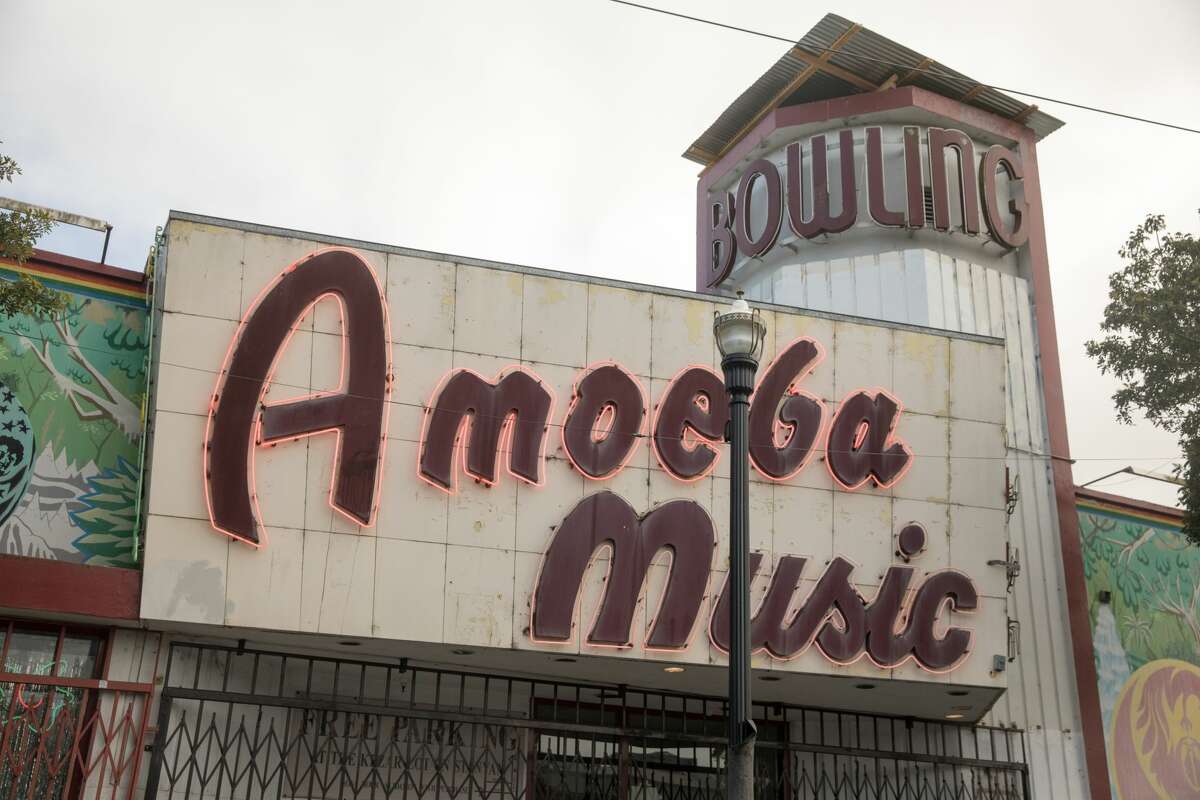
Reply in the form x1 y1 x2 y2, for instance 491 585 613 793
0 260 147 568
1078 493 1200 798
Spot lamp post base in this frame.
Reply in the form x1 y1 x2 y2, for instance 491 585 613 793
726 734 756 799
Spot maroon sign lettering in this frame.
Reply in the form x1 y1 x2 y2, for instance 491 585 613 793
531 492 714 649
928 127 980 234
562 364 646 479
652 367 728 481
826 390 913 490
979 144 1029 248
205 249 390 546
703 125 1030 287
418 368 554 491
710 521 977 671
533 495 977 672
785 129 857 240
734 158 783 258
747 338 826 480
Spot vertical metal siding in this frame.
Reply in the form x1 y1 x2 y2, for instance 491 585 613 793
756 251 1089 797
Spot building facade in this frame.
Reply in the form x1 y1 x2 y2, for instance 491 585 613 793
1075 488 1199 798
0 12 1139 800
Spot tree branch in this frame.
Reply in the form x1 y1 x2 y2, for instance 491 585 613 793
17 330 139 436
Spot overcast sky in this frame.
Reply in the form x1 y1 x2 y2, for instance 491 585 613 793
4 0 1198 506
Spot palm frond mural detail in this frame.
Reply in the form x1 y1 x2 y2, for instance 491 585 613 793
70 456 139 567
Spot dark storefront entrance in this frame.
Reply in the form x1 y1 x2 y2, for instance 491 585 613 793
144 643 1029 799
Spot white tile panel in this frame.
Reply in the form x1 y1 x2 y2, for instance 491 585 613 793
225 526 303 629
650 294 718 380
521 275 588 367
970 263 991 335
444 544 516 649
833 492 893 584
878 250 907 324
804 260 831 312
854 254 882 319
454 264 523 359
315 533 375 637
147 411 207 521
141 514 228 625
162 223 244 321
833 320 892 397
386 253 456 349
1015 278 1048 455
950 338 1007 426
955 259 976 334
830 257 855 316
939 254 960 331
903 250 929 327
374 538 446 642
586 284 652 378
893 330 949 417
1000 273 1032 453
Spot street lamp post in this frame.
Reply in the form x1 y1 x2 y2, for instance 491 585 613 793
713 291 766 799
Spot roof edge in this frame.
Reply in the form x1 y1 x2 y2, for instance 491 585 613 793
165 209 1004 347
1075 486 1183 524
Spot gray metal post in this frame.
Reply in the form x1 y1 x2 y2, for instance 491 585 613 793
722 353 758 798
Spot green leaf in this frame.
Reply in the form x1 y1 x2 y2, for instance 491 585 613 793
70 456 140 568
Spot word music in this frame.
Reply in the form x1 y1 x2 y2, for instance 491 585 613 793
532 492 976 672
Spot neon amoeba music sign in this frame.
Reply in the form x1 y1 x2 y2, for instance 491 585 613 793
204 249 980 673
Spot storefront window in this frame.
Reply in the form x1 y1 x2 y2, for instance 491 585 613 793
57 635 102 679
0 622 107 799
0 622 104 678
3 628 59 674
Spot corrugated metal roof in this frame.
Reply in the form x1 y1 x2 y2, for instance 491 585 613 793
684 13 1064 165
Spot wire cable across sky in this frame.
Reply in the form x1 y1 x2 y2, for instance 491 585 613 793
607 0 1200 136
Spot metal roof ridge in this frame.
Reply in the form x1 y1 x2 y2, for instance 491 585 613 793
684 12 1064 165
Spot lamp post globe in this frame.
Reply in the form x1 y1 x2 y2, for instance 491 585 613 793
713 291 765 799
713 292 766 362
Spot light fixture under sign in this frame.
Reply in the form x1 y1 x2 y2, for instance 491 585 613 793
663 666 686 674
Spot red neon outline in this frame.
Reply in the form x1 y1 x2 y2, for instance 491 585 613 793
559 361 647 482
203 247 392 548
650 363 726 484
526 504 716 654
703 549 978 675
747 337 831 484
415 364 557 495
824 386 915 492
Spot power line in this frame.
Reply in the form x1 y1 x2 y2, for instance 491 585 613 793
607 0 1200 136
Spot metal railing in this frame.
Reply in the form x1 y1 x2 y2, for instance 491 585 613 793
0 671 152 800
145 642 1029 799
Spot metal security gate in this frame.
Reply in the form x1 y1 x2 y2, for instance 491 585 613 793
0 621 154 800
145 643 1029 799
